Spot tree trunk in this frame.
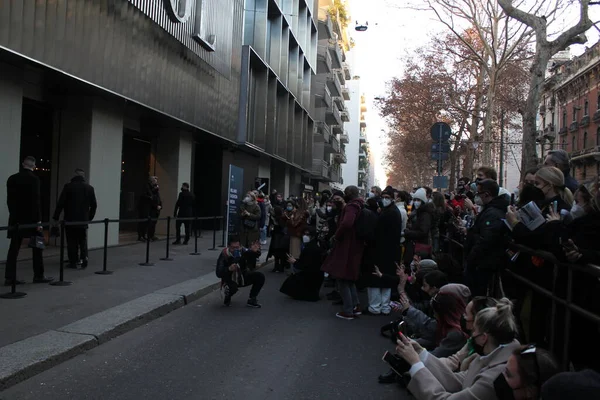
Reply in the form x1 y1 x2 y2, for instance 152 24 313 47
521 48 551 177
463 66 486 177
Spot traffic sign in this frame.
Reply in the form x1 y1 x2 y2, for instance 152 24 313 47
431 143 451 153
431 152 449 161
430 122 452 142
433 175 449 189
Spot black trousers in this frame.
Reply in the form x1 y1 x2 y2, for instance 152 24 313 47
225 271 265 298
5 235 44 280
138 214 159 239
66 226 88 265
175 220 190 243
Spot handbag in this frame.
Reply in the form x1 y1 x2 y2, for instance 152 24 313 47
414 242 432 256
243 219 257 229
28 235 46 250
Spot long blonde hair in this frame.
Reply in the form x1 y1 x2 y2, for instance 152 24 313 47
535 166 574 205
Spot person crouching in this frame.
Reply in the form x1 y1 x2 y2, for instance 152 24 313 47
216 238 265 308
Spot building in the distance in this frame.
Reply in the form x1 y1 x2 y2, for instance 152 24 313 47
539 44 600 183
358 95 371 195
342 76 361 188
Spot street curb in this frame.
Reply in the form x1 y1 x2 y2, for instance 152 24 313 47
0 258 274 392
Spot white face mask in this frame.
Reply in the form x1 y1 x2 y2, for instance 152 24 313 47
570 202 586 219
302 235 311 243
368 192 376 198
413 200 422 209
382 198 392 208
326 206 332 212
474 196 483 206
244 196 251 203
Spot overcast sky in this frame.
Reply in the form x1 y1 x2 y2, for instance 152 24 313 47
346 0 600 186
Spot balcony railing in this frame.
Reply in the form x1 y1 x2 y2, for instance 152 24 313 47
317 45 333 74
328 40 343 69
569 121 579 132
326 71 342 97
593 110 600 122
339 132 349 144
317 13 334 40
559 126 568 135
342 63 351 80
316 121 331 143
316 85 332 109
326 104 342 126
331 135 341 153
359 134 367 143
341 87 350 101
340 111 350 122
335 68 346 86
333 95 344 111
312 158 331 180
580 115 590 128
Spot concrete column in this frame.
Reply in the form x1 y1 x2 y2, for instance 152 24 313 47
53 96 123 248
154 130 193 235
0 62 23 258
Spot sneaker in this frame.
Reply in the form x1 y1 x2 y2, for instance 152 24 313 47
172 240 181 245
260 240 267 245
223 285 231 306
138 237 147 242
247 297 262 308
33 276 54 284
150 236 159 242
335 312 355 320
353 305 363 316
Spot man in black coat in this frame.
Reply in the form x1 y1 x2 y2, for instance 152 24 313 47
137 176 162 241
53 169 97 268
173 182 195 245
464 179 509 296
5 156 53 285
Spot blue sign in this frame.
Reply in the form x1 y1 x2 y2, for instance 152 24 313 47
226 165 244 242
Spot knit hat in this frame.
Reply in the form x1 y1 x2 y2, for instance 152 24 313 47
541 370 600 400
382 186 395 197
413 188 428 203
439 283 471 305
419 259 438 275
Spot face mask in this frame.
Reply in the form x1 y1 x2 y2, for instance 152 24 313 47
413 200 422 209
471 334 486 356
244 196 251 203
570 203 586 219
232 249 241 259
302 235 311 243
460 316 469 334
326 206 332 212
457 184 464 190
474 196 483 206
382 198 392 208
368 192 375 198
493 374 515 400
286 206 293 212
470 182 478 192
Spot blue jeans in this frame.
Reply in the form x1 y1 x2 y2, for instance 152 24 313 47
260 226 267 242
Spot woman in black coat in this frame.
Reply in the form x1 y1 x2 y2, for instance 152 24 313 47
365 188 403 315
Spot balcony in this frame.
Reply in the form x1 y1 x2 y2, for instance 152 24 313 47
334 149 347 163
593 110 600 122
333 95 344 111
340 111 350 122
539 104 546 114
559 126 568 135
335 68 346 85
359 134 367 144
339 132 349 144
331 124 343 134
569 121 579 132
359 150 367 159
328 40 343 69
330 164 341 183
326 71 343 97
341 87 350 101
342 63 351 80
580 115 590 128
312 158 331 181
360 118 366 128
571 145 600 164
316 121 331 143
316 85 332 108
331 135 341 153
317 13 334 40
326 104 342 126
317 45 333 74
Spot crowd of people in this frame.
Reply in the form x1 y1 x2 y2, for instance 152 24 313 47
214 148 600 399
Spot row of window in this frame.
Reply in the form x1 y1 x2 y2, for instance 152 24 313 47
559 96 600 128
558 127 600 152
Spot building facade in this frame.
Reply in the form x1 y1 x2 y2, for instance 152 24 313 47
0 0 318 258
342 77 361 188
539 44 600 183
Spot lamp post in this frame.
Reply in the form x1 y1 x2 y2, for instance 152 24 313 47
499 110 505 187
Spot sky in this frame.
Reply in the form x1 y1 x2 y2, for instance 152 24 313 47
345 0 600 187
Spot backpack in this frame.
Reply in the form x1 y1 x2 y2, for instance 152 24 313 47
354 206 378 242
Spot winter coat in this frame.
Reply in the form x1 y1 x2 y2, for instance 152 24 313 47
564 172 579 193
286 210 308 238
239 201 261 233
465 195 510 272
215 247 261 280
257 200 267 227
52 175 98 227
268 209 289 253
139 183 162 217
321 197 365 281
174 190 195 218
6 169 42 238
511 195 570 251
364 204 403 288
408 340 522 400
405 202 435 245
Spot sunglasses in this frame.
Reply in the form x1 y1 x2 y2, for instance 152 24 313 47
519 345 540 386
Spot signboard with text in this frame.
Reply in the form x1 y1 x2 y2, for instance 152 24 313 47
226 165 244 242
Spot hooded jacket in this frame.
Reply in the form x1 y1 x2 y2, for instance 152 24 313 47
53 175 98 225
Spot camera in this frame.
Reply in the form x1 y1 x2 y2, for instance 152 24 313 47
380 319 406 344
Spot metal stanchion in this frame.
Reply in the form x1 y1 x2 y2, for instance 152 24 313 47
139 217 155 266
209 216 217 251
190 216 200 255
96 218 113 275
220 216 226 248
160 216 174 261
0 224 27 299
50 221 73 286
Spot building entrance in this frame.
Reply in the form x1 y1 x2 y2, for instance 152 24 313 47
119 131 153 232
20 98 54 223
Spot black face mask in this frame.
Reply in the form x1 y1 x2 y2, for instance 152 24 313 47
471 334 485 356
493 374 515 400
460 316 469 334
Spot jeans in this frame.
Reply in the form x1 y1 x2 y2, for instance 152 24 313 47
260 226 267 243
175 220 190 243
337 279 359 315
367 287 392 314
225 271 265 298
66 226 88 265
5 235 44 280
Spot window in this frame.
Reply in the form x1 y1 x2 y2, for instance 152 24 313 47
597 127 600 146
561 136 567 150
573 105 577 122
562 110 567 127
584 100 589 116
542 116 546 128
551 112 555 127
597 94 600 110
583 165 587 180
572 133 577 151
583 131 588 149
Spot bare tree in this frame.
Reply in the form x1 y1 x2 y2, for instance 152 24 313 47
498 0 595 175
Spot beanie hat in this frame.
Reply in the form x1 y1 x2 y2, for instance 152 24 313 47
413 188 427 203
439 283 471 305
541 370 600 400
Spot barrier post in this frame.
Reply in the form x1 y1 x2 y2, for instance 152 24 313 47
160 216 174 261
50 221 73 286
139 217 155 266
220 215 226 248
190 216 200 255
209 216 217 251
0 224 27 299
96 218 113 275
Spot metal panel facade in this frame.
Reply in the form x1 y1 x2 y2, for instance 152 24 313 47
0 0 243 140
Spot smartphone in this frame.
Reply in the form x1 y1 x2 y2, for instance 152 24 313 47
397 321 405 337
552 201 558 214
382 351 411 376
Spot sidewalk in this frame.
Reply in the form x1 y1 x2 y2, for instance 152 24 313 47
0 232 271 390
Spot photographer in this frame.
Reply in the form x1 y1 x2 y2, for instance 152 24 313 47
216 238 264 308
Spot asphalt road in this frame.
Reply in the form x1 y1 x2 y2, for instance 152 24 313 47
2 271 413 400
